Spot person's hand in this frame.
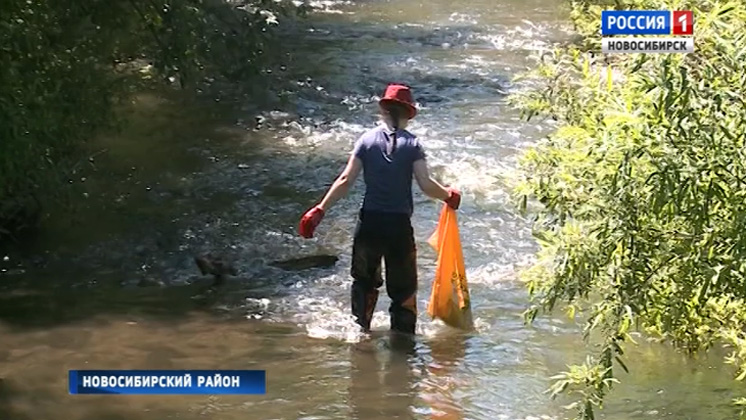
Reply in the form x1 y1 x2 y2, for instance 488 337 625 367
299 205 325 238
444 187 461 210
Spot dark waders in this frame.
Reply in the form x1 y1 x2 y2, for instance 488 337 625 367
350 210 418 334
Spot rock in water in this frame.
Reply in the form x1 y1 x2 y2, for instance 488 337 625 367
269 255 339 271
194 253 238 286
137 276 165 288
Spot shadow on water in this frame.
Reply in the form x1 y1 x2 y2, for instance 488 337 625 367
0 81 353 329
0 274 217 330
0 379 31 420
0 378 135 420
0 250 344 330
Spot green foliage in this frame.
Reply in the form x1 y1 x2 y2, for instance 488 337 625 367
0 0 303 241
511 0 746 418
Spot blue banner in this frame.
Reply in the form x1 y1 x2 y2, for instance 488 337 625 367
601 10 672 35
68 370 266 395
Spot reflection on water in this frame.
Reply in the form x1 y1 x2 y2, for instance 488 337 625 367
422 331 467 420
348 330 469 420
349 333 419 419
0 0 744 419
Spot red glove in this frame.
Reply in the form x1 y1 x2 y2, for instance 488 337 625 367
299 205 325 238
445 187 461 210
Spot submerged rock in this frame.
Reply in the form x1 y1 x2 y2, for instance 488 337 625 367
194 253 238 286
269 255 338 271
137 276 166 288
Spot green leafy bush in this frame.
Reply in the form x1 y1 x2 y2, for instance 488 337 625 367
511 0 746 418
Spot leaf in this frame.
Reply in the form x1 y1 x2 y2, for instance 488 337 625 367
567 304 577 319
606 65 612 92
718 5 736 16
563 401 580 410
615 356 629 374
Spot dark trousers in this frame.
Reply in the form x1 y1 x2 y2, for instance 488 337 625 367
351 211 418 334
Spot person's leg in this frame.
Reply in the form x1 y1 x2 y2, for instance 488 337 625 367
384 221 418 335
351 217 384 332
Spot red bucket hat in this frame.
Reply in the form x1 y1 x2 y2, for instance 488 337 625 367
379 84 417 119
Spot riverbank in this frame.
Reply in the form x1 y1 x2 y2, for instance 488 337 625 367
511 0 746 418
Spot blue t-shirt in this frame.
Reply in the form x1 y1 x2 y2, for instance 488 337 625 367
352 125 426 216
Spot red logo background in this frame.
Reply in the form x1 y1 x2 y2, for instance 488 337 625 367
672 10 694 35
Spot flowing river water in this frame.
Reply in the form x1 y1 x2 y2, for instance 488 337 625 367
0 1 742 419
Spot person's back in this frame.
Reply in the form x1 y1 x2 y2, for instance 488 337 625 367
298 84 461 335
354 125 424 217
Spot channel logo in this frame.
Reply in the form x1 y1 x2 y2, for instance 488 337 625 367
601 10 694 54
601 10 693 36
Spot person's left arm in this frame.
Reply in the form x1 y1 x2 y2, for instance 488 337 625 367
411 139 461 209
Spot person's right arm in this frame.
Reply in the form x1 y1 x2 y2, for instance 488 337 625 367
413 159 450 201
318 153 362 212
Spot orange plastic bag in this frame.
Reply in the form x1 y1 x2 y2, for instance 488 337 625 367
427 204 474 330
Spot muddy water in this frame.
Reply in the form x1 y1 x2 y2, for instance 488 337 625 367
0 1 742 420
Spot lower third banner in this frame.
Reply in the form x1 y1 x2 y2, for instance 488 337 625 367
69 370 266 395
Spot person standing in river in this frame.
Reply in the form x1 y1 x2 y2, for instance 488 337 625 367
298 84 461 335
